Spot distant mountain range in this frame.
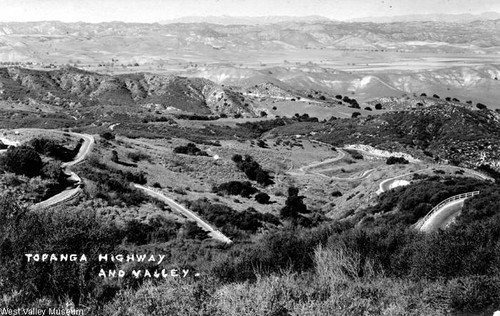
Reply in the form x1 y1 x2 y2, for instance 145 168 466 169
349 12 500 23
158 12 500 25
159 15 332 25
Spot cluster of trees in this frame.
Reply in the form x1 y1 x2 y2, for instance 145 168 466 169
293 113 319 122
0 144 68 184
231 154 274 186
212 181 258 198
212 181 272 204
173 143 209 156
0 145 43 178
29 137 82 162
342 96 360 109
386 156 409 164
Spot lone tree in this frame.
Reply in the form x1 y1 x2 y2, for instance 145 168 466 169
476 103 488 110
1 145 43 177
280 186 309 221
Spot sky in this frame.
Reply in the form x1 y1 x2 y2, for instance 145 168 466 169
0 0 499 23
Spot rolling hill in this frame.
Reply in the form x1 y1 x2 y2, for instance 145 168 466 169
303 104 500 170
1 19 500 66
0 66 255 116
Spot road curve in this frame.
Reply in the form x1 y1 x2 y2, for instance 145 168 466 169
377 166 492 195
288 147 375 181
0 129 95 210
299 150 346 173
376 170 423 195
32 131 94 209
419 199 467 232
133 184 233 244
415 191 480 232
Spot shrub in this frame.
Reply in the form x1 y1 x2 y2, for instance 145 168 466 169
386 156 409 165
100 131 115 140
476 103 487 110
345 149 363 160
212 181 258 198
331 191 342 197
173 143 209 156
1 145 43 177
255 192 270 204
29 137 81 162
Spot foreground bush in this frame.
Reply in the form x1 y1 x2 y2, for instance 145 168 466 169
101 242 500 315
0 145 43 177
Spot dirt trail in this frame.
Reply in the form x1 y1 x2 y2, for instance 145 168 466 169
134 184 232 244
0 129 94 209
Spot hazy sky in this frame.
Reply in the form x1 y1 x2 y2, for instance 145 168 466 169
0 0 499 23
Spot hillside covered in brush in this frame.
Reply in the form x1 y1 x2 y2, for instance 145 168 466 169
0 67 254 117
270 104 500 170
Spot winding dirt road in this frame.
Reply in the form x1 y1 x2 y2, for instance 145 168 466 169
288 148 374 181
33 131 94 209
377 166 494 195
133 184 233 244
0 129 95 210
2 129 232 244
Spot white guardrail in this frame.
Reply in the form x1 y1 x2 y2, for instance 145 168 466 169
414 191 480 230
